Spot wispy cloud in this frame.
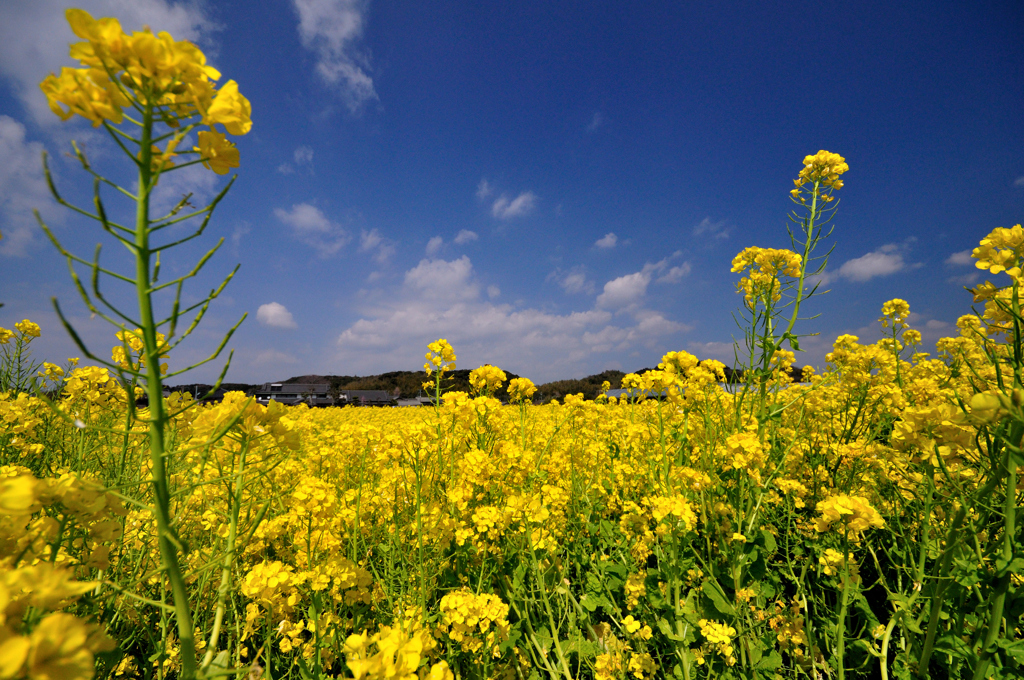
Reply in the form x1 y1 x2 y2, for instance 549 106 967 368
836 244 907 282
0 116 59 257
278 145 315 174
587 112 605 132
692 217 730 240
425 235 443 256
945 250 973 266
256 302 298 329
596 257 689 309
657 263 692 284
476 179 493 200
548 266 595 295
273 203 351 257
594 232 618 249
492 191 537 220
1014 176 1024 188
454 229 478 245
291 0 377 112
814 243 918 285
359 227 394 263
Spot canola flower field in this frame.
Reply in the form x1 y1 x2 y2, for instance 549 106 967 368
1 8 1022 680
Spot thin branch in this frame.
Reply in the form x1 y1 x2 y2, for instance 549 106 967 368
152 176 236 233
162 266 241 350
89 244 143 328
151 239 225 292
50 298 122 371
164 314 247 379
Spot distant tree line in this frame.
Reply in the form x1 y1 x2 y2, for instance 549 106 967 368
165 364 806 404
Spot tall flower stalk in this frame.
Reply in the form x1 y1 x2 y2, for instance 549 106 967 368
35 9 252 679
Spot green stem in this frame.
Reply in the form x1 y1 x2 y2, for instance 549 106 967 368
783 180 819 341
972 451 1017 680
836 531 851 680
200 435 248 673
137 103 197 680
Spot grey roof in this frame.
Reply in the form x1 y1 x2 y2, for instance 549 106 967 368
339 390 393 403
255 383 329 395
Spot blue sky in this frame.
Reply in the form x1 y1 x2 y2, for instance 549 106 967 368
1 0 1022 384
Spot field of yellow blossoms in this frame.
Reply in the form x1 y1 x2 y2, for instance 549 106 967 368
1 8 1022 680
3 259 1024 680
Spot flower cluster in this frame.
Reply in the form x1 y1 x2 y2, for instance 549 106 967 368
698 619 737 666
437 589 510 655
814 494 885 536
39 9 252 174
790 149 848 202
731 246 802 308
468 364 506 396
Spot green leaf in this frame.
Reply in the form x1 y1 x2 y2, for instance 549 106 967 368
758 529 777 555
995 556 1024 579
755 650 783 671
702 580 735 617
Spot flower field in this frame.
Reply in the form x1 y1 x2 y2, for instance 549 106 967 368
1 8 1022 680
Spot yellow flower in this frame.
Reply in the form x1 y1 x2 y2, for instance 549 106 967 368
14 319 41 338
469 364 506 396
814 494 885 535
791 150 848 202
508 377 537 403
202 79 253 136
973 224 1024 278
194 129 240 175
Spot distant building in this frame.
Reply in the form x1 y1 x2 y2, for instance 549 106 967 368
395 396 434 407
254 383 332 406
253 383 396 407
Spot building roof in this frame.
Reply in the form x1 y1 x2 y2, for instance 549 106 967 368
255 383 329 395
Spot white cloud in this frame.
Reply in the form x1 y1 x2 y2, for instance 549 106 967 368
813 244 913 285
335 255 690 381
587 112 604 132
836 244 906 282
454 229 478 245
597 271 651 310
487 285 500 299
595 257 685 308
945 250 973 266
425 235 443 256
404 256 479 301
657 263 692 284
277 163 295 175
0 0 216 124
0 116 55 256
256 302 298 329
595 232 618 249
476 179 492 201
548 266 595 295
273 203 351 257
1014 176 1024 188
492 191 537 220
291 0 377 112
692 217 730 240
